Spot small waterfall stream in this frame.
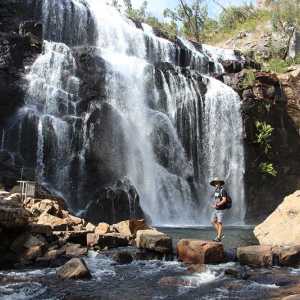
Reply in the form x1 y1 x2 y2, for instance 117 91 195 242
3 0 246 225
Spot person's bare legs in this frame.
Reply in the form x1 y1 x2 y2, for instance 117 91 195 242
211 219 218 237
217 222 223 239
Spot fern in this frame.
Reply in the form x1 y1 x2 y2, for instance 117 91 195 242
259 162 277 177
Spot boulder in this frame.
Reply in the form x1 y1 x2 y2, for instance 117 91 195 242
237 245 273 267
136 229 172 254
25 199 61 216
23 234 46 249
36 248 67 267
64 243 87 257
28 224 52 235
37 212 69 231
224 266 249 280
53 231 88 246
238 245 300 267
282 295 300 300
85 222 96 232
0 191 10 198
176 240 225 264
112 251 133 264
10 233 46 254
89 233 129 249
43 248 66 260
254 190 300 246
113 219 149 237
56 258 91 280
95 222 110 235
0 195 29 228
21 245 43 261
273 245 300 267
87 233 99 247
67 215 83 226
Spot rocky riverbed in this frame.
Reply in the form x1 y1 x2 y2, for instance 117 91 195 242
1 189 300 299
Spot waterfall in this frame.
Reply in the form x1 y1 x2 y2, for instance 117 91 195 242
142 23 177 64
7 0 247 225
36 118 45 182
201 77 245 224
86 0 199 225
24 41 82 209
42 0 95 46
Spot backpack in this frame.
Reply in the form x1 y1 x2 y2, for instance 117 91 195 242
225 194 232 209
219 187 232 209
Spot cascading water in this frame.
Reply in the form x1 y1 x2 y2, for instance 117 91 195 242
4 0 246 225
87 0 198 225
201 77 245 223
25 41 82 208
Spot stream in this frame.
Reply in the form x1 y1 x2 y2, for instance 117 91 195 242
1 227 299 300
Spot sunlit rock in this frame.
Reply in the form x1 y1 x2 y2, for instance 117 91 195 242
177 239 225 265
57 258 91 280
136 229 172 254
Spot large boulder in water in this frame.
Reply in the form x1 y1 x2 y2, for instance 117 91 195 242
136 229 172 254
112 251 133 264
237 245 273 267
237 244 300 267
176 239 225 264
57 258 91 280
254 190 300 246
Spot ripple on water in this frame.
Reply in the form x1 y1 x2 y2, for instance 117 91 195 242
0 282 48 300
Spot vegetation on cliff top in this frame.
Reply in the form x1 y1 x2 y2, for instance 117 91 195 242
110 0 299 74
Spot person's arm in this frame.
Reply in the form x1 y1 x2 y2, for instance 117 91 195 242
216 196 226 208
216 189 227 208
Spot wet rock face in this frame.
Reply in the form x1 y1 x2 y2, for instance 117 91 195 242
84 178 144 224
225 69 300 223
0 0 42 121
0 1 43 189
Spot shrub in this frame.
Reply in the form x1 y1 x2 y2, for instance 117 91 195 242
255 121 274 154
219 4 257 30
259 162 277 177
241 70 256 89
262 54 300 73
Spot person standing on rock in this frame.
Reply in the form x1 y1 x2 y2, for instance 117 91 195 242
210 177 228 242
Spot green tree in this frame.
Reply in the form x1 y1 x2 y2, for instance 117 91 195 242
271 0 300 58
124 0 148 22
218 3 257 30
163 0 208 42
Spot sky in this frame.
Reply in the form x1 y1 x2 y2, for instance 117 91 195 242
131 0 256 19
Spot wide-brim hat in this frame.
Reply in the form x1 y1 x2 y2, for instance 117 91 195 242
210 177 225 186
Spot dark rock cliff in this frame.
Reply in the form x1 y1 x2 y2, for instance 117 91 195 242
0 0 42 188
223 66 300 223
